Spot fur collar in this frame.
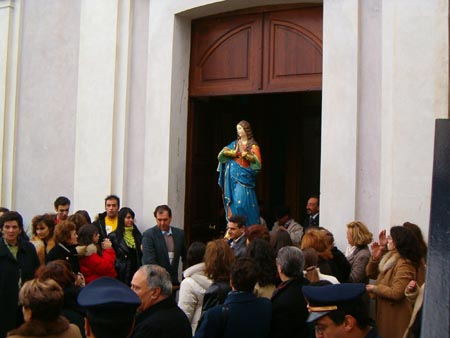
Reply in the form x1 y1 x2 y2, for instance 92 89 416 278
76 244 97 257
8 316 69 336
379 250 400 273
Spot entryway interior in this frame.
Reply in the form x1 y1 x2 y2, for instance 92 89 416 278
186 91 322 243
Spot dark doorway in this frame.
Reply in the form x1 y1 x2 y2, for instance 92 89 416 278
185 91 321 243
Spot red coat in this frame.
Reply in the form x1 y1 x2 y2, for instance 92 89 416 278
79 244 117 284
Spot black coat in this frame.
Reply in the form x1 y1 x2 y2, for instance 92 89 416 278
46 243 80 273
132 297 192 338
61 284 86 338
270 277 309 338
0 239 40 337
92 212 108 242
201 280 231 313
330 246 351 282
108 226 142 286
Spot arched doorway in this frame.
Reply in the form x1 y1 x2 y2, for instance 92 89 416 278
186 5 323 243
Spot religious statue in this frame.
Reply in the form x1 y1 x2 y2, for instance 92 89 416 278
217 120 262 226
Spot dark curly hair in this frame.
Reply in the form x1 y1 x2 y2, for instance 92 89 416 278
390 226 421 266
403 222 427 261
230 257 258 293
31 213 56 237
246 238 277 287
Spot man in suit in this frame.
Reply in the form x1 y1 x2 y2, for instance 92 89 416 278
303 195 320 230
141 205 187 289
226 214 247 258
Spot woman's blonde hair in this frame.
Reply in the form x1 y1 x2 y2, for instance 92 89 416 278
346 221 373 246
300 229 333 260
19 278 64 321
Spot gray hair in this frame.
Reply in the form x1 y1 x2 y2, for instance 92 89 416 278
276 246 304 278
139 265 173 296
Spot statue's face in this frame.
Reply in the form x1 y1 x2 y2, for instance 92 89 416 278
236 124 246 138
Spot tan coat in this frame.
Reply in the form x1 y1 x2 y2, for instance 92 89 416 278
7 317 82 338
366 251 416 338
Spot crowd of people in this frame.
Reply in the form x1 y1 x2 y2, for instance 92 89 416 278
0 194 428 338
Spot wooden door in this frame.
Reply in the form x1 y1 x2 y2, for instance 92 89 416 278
190 6 323 96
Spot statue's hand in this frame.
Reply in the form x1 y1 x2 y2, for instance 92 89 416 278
242 151 255 162
223 148 237 158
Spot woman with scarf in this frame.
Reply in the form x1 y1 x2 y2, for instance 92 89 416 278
108 207 142 286
366 226 421 338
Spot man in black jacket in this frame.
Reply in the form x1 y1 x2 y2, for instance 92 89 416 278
0 211 39 338
92 195 120 241
130 264 191 338
270 246 309 338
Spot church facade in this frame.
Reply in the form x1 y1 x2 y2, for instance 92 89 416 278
0 0 447 248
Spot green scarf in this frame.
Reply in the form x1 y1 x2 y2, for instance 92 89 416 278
123 227 136 248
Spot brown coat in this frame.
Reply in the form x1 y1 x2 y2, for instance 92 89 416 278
31 236 56 266
366 251 416 338
7 316 82 338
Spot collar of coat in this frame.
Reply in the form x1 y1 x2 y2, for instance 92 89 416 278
7 316 70 336
379 250 400 273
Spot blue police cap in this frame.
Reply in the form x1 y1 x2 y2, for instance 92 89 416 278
302 283 366 322
78 277 140 312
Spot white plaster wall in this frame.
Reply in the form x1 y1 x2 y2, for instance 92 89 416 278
356 0 382 228
320 0 359 249
125 0 149 229
14 0 80 227
378 0 448 236
321 0 448 250
74 0 125 217
0 0 20 209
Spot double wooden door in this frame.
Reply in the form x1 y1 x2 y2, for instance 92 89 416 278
186 6 323 243
190 6 323 96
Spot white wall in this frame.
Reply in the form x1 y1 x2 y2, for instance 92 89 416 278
322 0 448 250
14 0 80 223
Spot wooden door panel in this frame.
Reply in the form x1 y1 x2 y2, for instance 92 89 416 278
190 14 263 96
263 7 323 92
189 6 323 96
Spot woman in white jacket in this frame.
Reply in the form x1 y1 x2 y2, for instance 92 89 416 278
178 242 213 334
